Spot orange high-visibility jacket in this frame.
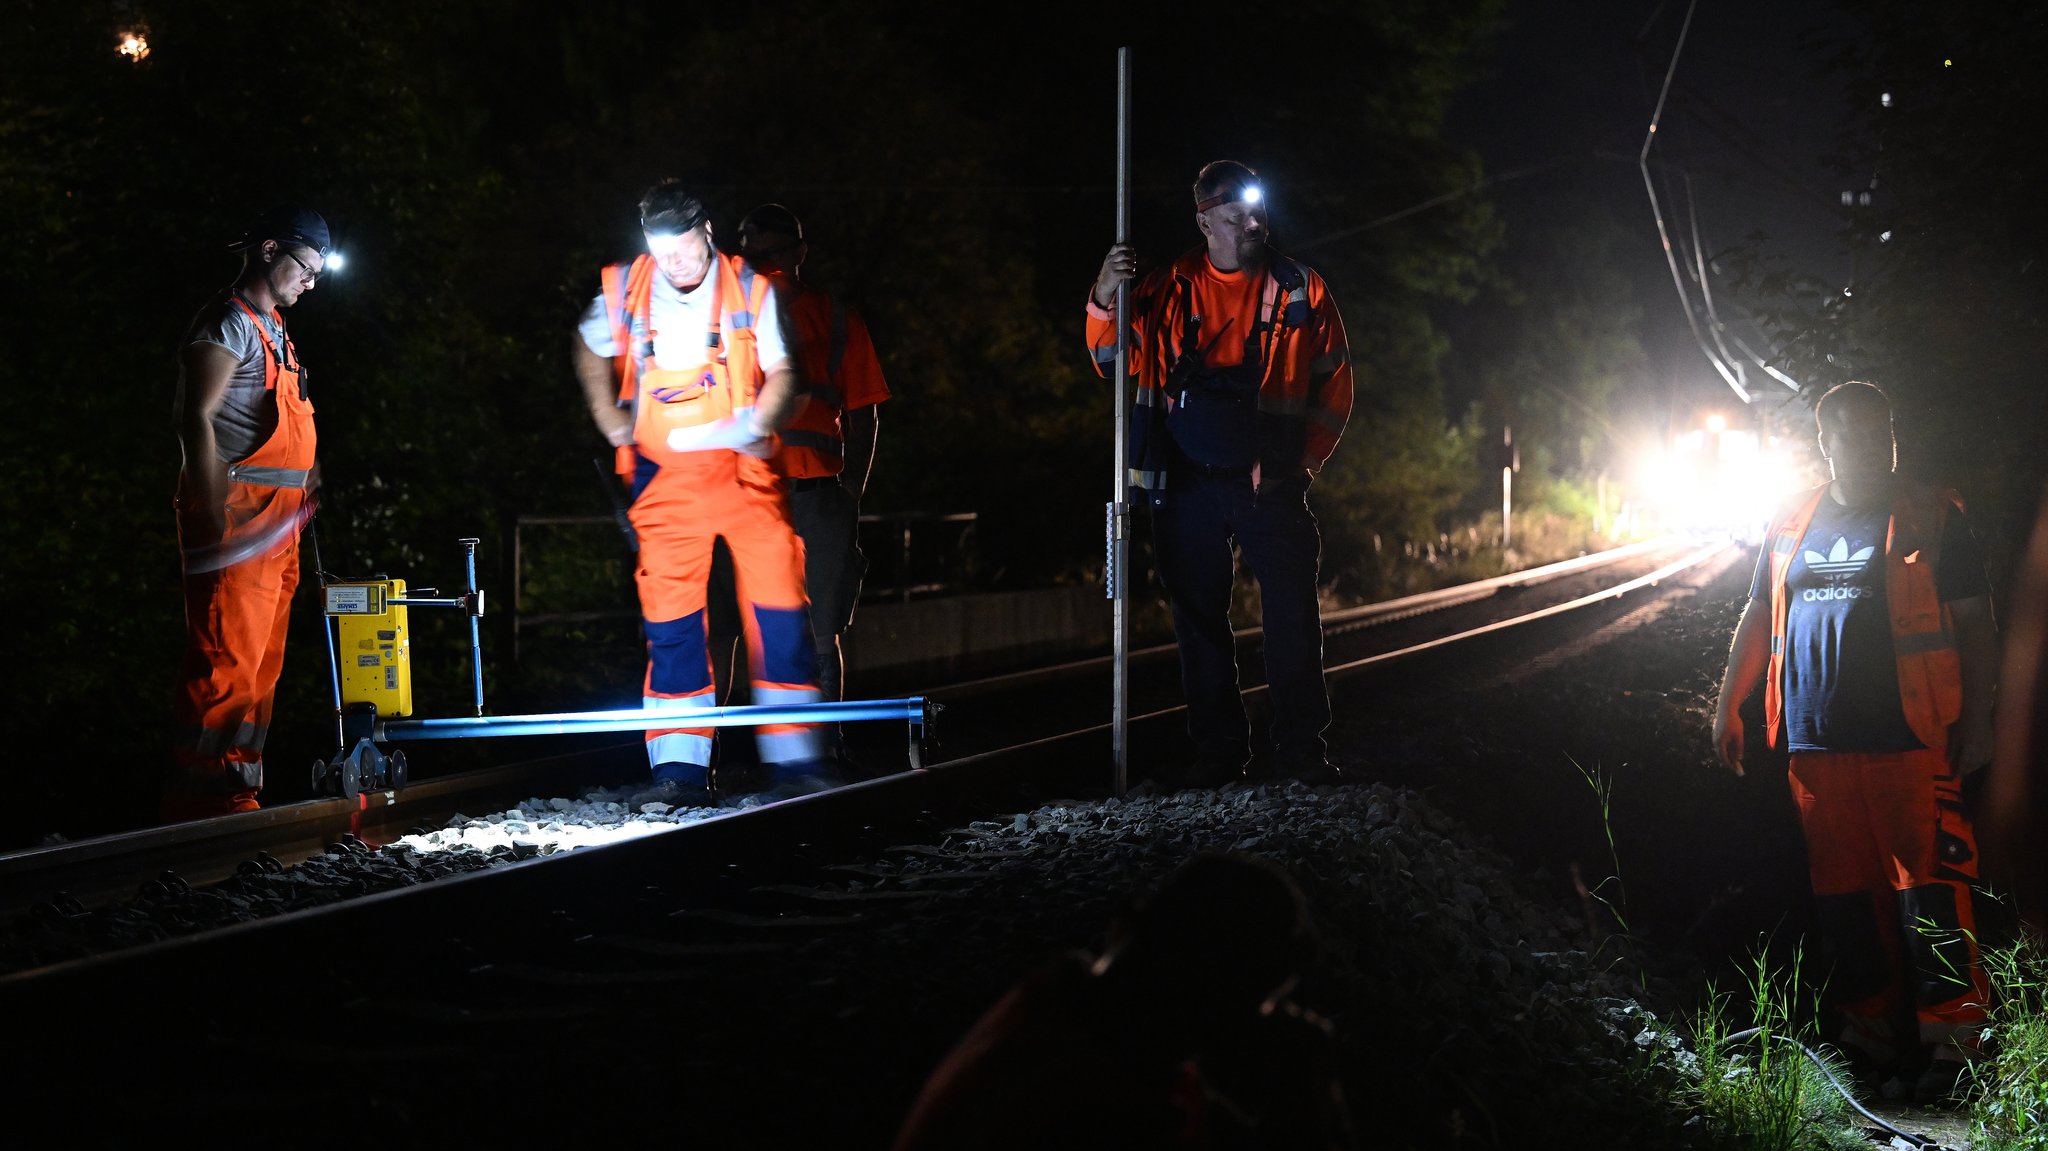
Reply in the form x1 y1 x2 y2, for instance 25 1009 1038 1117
1764 482 1966 750
1085 246 1351 502
768 277 889 481
598 251 777 484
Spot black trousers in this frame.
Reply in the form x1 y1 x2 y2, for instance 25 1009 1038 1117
1149 468 1330 769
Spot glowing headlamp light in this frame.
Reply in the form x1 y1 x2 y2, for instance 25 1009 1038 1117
1195 183 1264 213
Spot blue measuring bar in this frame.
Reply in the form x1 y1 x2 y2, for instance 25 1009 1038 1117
377 697 931 742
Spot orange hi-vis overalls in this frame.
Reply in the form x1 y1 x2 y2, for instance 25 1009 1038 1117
600 252 821 775
169 295 317 814
1764 482 1988 1059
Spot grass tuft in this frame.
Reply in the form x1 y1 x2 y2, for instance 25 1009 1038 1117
1681 944 1870 1151
1968 924 2048 1150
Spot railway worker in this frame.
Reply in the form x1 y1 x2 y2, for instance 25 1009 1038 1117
1085 160 1354 789
702 202 890 773
574 178 829 807
1710 380 1999 1104
165 206 334 823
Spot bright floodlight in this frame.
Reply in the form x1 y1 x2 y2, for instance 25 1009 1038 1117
117 32 149 62
1635 429 1803 544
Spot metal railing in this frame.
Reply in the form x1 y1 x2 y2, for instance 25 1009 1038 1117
511 510 983 659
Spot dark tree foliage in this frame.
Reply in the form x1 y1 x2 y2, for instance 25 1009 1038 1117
1716 2 2048 584
1453 213 1654 521
0 0 1507 846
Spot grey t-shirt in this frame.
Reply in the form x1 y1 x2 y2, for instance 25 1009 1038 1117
174 294 288 463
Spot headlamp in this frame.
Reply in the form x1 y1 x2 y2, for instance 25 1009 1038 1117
1195 183 1263 213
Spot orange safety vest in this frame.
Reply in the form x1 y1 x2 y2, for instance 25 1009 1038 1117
1764 481 1965 750
225 294 318 482
774 284 864 480
599 252 776 484
1085 247 1351 503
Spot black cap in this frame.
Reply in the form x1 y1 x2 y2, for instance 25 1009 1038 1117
738 203 804 240
229 206 332 255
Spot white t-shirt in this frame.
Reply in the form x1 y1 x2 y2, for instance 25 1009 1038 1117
578 263 789 375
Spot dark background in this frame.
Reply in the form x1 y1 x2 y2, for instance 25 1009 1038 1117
3 0 2043 850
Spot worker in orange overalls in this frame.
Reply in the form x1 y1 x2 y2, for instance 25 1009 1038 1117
166 206 333 822
1713 381 2000 1105
1086 160 1354 790
574 179 827 807
711 202 891 772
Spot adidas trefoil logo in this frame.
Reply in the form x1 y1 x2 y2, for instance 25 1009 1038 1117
1803 536 1875 577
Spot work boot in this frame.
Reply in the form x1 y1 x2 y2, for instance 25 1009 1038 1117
631 765 717 810
1911 1056 1974 1107
747 758 842 804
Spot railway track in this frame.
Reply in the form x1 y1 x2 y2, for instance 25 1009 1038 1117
1 533 1755 1145
0 528 1728 974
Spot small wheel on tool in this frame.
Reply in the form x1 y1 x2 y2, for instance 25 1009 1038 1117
311 757 330 794
388 749 409 790
338 745 365 800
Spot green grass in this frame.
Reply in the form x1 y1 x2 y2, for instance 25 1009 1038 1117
1681 945 1871 1151
1968 926 2048 1150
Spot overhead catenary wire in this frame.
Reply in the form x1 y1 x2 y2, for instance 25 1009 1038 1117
1683 170 1753 397
1638 0 1815 401
1665 126 1805 396
1638 0 1750 403
1287 159 1563 254
1666 155 1806 396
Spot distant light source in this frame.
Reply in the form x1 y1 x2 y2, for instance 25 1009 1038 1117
1881 92 1892 107
1880 230 1893 243
1944 58 1954 67
1705 413 1728 434
117 30 149 62
1637 429 1800 543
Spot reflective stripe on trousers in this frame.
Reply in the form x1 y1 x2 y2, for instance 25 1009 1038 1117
630 461 822 770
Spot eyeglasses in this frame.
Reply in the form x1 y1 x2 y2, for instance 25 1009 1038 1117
280 248 321 285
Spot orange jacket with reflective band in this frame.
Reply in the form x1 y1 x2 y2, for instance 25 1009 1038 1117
598 252 776 482
1085 247 1351 501
1764 481 1965 750
766 275 890 480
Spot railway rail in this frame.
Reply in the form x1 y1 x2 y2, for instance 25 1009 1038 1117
11 535 1967 1151
0 528 1728 974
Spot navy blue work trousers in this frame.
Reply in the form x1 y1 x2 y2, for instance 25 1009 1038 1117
1148 468 1330 769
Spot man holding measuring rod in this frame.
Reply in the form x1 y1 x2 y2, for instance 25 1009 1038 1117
1086 160 1354 789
